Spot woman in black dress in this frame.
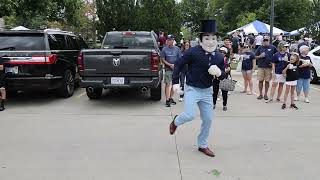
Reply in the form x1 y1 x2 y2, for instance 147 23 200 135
212 47 231 111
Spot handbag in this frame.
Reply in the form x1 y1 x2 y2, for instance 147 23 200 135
219 75 237 91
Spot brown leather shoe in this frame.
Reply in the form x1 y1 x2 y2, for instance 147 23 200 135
169 115 178 135
198 147 215 157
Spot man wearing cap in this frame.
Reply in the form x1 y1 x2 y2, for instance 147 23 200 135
169 20 226 157
161 34 182 107
255 36 278 100
267 41 290 103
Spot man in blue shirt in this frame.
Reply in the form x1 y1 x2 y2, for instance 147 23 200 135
161 34 182 107
169 20 226 157
255 36 278 101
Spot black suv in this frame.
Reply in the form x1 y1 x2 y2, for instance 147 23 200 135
0 29 88 97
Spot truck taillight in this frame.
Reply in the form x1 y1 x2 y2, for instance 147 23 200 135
6 54 57 65
78 52 84 72
151 51 159 72
47 54 57 64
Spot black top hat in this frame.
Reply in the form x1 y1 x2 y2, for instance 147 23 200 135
200 19 217 33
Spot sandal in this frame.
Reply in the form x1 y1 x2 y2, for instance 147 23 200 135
281 104 286 110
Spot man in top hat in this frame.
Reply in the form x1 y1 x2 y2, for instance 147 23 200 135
169 19 226 157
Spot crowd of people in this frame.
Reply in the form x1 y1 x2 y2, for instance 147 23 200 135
159 30 316 111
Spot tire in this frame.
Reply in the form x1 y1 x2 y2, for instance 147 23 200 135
150 84 162 101
86 87 102 99
310 67 318 84
58 69 75 98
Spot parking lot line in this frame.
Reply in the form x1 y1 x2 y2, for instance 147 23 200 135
76 91 86 98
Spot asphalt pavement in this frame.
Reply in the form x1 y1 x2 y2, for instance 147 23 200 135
1 73 320 180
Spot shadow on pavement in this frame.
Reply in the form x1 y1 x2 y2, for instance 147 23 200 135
86 88 162 107
6 88 82 106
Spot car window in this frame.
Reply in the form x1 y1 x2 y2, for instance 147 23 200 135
66 35 79 50
77 36 89 49
0 33 45 50
103 33 154 49
313 49 320 56
48 34 67 50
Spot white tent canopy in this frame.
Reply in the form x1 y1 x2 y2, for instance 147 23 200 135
10 26 30 31
289 27 306 36
228 20 288 35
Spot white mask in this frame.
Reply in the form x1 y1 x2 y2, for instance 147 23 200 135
200 34 217 53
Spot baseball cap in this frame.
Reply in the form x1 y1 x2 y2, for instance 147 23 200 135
278 41 290 48
167 34 175 40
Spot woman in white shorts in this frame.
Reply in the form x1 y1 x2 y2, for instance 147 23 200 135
268 42 290 103
282 53 299 110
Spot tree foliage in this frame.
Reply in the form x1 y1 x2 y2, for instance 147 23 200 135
1 0 85 30
96 0 182 39
180 0 211 32
305 0 320 39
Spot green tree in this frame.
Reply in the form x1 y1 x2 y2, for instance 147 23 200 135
236 12 257 27
136 0 181 36
2 0 85 30
180 0 211 32
0 0 18 18
96 0 137 36
305 0 320 40
274 0 311 31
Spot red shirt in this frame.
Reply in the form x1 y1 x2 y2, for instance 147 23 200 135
159 36 166 47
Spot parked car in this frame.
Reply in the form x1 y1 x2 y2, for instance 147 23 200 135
308 45 320 83
78 31 163 100
0 29 88 97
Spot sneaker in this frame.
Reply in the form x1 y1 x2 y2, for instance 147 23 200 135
213 104 216 109
276 98 281 102
257 95 263 100
290 104 299 110
228 92 231 95
217 97 221 101
223 106 227 111
169 98 177 105
305 98 310 103
179 98 183 102
294 96 299 101
281 104 286 110
166 100 171 107
264 95 269 101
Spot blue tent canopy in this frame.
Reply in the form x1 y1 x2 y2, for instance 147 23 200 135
228 20 288 35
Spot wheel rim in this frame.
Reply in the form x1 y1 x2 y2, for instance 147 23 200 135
66 72 74 94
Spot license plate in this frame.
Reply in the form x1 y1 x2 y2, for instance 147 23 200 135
5 66 19 74
111 77 125 85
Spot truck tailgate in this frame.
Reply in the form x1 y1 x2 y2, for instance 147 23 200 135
81 49 154 75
